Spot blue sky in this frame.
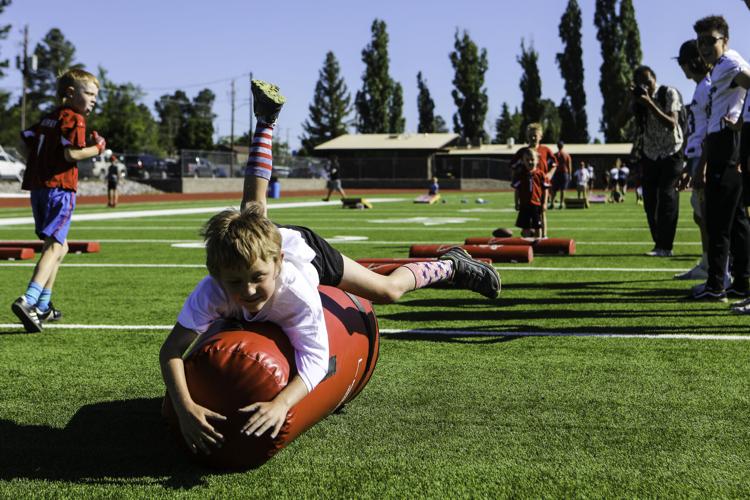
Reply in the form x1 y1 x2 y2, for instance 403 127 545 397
2 0 750 151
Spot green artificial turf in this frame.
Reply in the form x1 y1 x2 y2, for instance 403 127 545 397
0 191 749 497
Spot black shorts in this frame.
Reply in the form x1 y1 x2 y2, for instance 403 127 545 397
277 224 344 286
107 181 118 190
741 123 750 205
515 205 542 230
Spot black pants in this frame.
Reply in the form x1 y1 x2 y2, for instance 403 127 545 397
640 154 682 251
704 129 750 289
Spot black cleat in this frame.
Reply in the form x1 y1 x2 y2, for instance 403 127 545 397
439 247 501 298
11 297 43 333
36 302 63 322
251 79 286 125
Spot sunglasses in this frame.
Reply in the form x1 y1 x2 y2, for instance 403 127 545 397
697 35 725 47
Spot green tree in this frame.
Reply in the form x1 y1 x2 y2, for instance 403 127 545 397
450 29 489 145
355 19 392 133
540 98 562 143
494 102 513 144
517 39 544 135
176 89 216 151
388 81 405 133
433 115 448 133
556 0 589 143
620 0 642 71
299 51 351 155
594 0 631 142
0 1 17 148
87 68 160 154
0 0 10 79
155 90 190 156
26 28 83 117
417 71 436 133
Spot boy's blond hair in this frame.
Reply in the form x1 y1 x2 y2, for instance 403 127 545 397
201 203 282 277
57 68 100 101
526 122 543 135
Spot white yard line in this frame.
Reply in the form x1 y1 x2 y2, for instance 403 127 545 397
0 323 748 340
0 198 406 226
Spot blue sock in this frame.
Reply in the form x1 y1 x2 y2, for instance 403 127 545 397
36 288 52 312
23 282 43 306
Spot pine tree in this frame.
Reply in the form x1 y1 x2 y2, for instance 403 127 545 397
26 28 84 117
594 0 631 142
300 51 351 155
355 19 392 133
494 102 513 144
619 0 642 72
450 29 489 145
556 0 589 143
388 81 405 133
176 89 215 151
517 39 544 136
540 98 562 143
433 115 448 133
0 0 10 80
417 71 436 133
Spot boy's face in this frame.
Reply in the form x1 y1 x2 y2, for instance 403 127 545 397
634 71 657 95
522 152 535 171
218 256 281 314
67 81 99 115
697 29 727 66
526 129 542 146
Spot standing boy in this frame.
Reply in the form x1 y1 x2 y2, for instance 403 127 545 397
511 147 549 237
689 16 750 301
106 154 120 208
12 68 105 332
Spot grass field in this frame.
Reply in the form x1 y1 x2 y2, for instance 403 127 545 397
1 191 749 498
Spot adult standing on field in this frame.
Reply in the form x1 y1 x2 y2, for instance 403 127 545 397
551 141 572 209
322 155 346 202
627 65 684 257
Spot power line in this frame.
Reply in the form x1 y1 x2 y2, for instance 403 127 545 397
141 73 250 92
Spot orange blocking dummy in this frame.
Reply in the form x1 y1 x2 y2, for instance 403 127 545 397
163 285 379 469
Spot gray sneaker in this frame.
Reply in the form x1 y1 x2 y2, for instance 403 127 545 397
439 247 501 299
11 297 43 333
251 79 286 124
674 263 708 280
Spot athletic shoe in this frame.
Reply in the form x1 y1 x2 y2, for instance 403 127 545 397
726 281 750 298
11 297 43 333
36 302 63 322
688 282 728 302
673 263 708 280
645 248 673 257
251 79 286 124
439 247 501 299
731 296 750 309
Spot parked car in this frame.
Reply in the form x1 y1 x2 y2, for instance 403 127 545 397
185 156 220 178
0 146 26 182
124 153 166 179
78 151 126 180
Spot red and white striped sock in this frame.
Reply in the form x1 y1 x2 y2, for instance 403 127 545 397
402 261 454 289
244 121 274 180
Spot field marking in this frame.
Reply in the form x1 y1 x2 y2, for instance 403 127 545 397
1 323 748 340
0 198 406 226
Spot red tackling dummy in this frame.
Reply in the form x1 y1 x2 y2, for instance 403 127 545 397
409 244 532 263
0 247 35 260
162 286 379 469
464 237 576 255
0 241 100 253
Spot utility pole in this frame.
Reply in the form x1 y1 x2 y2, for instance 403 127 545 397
20 24 28 131
230 79 235 174
248 71 254 148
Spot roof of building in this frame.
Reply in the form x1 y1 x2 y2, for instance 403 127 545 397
315 133 460 151
443 143 634 156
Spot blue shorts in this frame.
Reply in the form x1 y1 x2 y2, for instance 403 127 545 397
30 188 76 244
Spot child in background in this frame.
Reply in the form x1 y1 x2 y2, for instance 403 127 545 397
106 155 120 208
160 81 501 454
12 68 106 332
428 176 439 196
512 147 549 237
574 161 590 202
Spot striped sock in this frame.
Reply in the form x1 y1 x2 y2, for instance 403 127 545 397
244 122 274 181
36 288 52 312
402 261 454 289
23 281 43 306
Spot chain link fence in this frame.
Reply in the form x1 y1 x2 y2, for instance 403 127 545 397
176 150 328 179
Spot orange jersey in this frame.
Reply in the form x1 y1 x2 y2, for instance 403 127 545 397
512 168 549 206
21 107 87 192
510 145 558 177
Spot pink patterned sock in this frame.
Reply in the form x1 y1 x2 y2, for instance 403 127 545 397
244 121 274 180
402 261 454 289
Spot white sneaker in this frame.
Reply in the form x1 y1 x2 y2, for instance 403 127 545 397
730 297 750 309
674 263 708 280
646 248 673 257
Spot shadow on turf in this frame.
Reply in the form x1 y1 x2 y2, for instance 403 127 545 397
0 397 228 488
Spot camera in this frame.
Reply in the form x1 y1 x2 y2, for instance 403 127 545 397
633 85 649 98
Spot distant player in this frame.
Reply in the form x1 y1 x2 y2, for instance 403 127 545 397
12 69 106 332
511 147 550 237
551 141 571 209
428 176 439 196
574 161 590 203
106 154 120 208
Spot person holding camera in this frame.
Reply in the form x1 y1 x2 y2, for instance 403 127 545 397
628 65 684 257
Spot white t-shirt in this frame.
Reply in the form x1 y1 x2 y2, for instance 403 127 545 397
707 49 750 134
618 166 630 180
609 167 619 182
574 168 589 187
177 228 329 392
686 75 711 159
586 165 594 179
